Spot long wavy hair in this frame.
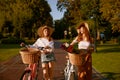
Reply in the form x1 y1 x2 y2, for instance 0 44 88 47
76 23 91 42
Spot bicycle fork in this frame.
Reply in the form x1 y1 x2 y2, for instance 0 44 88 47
64 60 77 80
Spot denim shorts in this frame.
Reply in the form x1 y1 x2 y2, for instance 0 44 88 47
41 52 56 63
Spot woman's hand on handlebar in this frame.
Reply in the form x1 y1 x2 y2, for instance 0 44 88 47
38 47 50 54
20 42 26 47
20 42 30 48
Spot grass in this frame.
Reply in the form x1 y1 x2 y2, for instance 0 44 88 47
0 44 20 62
92 43 120 80
59 39 72 43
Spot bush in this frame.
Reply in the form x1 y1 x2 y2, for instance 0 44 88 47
0 32 3 39
118 36 120 45
1 37 25 44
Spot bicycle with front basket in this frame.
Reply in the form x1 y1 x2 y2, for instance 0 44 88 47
64 55 78 80
19 44 44 80
61 43 81 80
61 42 94 80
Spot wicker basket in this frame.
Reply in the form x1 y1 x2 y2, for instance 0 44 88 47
19 48 40 64
68 52 83 66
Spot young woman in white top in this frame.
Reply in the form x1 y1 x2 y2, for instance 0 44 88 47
70 22 92 80
33 26 55 80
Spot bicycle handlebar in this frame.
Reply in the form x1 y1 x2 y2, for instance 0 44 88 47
20 42 46 51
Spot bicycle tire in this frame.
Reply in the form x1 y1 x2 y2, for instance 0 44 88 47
64 68 76 80
20 69 32 80
34 67 39 80
34 62 40 80
69 72 76 80
64 66 68 80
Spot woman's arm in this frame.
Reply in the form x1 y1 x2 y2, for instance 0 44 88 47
33 39 39 48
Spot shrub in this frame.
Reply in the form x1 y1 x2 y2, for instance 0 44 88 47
1 37 25 44
0 32 3 39
118 36 120 45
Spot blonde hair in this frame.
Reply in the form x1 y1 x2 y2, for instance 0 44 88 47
37 26 54 37
37 26 54 41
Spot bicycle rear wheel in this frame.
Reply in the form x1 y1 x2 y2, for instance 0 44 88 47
20 70 32 80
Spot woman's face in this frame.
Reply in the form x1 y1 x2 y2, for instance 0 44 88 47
80 27 85 34
43 28 50 37
77 27 85 34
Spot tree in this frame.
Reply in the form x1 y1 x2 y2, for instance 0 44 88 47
57 0 100 52
0 0 11 32
57 0 95 24
53 19 67 39
0 0 53 39
10 0 33 38
100 0 120 32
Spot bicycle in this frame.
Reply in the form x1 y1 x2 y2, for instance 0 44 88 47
19 43 44 80
61 42 93 80
64 56 78 80
20 61 40 80
61 43 79 80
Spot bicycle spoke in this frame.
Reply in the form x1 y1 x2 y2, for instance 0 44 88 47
20 70 32 80
64 59 77 80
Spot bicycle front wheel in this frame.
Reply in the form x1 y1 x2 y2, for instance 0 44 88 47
69 72 77 80
20 70 32 80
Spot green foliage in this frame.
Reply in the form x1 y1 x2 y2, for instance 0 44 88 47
1 37 25 44
57 0 95 25
0 12 5 31
53 18 78 39
0 0 53 39
100 0 120 32
0 32 3 39
53 20 69 39
117 36 120 45
57 0 120 38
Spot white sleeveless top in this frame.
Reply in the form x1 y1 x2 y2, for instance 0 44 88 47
78 41 90 49
33 38 54 49
32 38 54 52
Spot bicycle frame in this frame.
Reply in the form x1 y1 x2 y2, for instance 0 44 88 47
20 44 45 80
64 58 77 80
20 56 40 80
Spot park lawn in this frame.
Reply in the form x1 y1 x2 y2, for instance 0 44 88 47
0 44 20 62
92 43 120 80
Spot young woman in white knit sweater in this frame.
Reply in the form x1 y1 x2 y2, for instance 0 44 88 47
33 26 55 80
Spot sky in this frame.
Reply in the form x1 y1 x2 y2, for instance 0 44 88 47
47 0 65 20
